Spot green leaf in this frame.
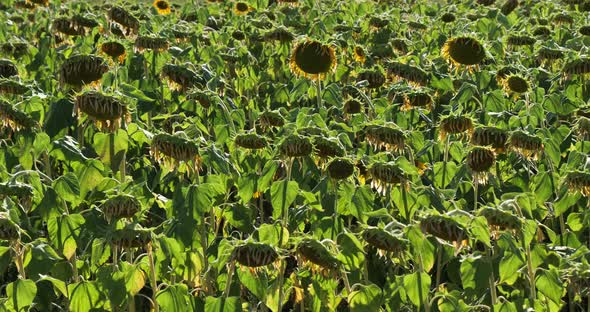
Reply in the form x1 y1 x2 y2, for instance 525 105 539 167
204 296 241 312
121 262 146 296
406 225 435 271
336 232 365 271
92 130 128 172
6 279 37 312
156 284 192 312
237 268 267 300
348 284 383 312
73 159 105 198
270 180 299 220
69 281 101 312
433 161 458 189
535 267 563 305
469 216 491 247
350 186 375 222
255 223 289 247
47 213 85 260
403 271 431 308
460 254 491 292
52 172 80 205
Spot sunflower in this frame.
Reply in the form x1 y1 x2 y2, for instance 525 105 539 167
234 133 267 149
343 98 363 115
364 124 406 152
259 110 284 130
59 55 108 88
441 37 486 71
368 162 406 196
153 0 171 15
101 41 126 64
112 225 152 249
290 39 337 80
134 36 169 53
0 79 29 96
501 0 518 15
313 136 345 166
508 130 543 160
279 134 312 158
438 115 474 140
471 126 508 153
564 171 590 197
150 132 202 174
363 227 407 257
477 207 521 239
326 158 355 180
161 64 201 92
233 242 279 268
357 68 386 88
466 146 495 185
501 74 529 97
353 45 366 63
563 58 590 80
101 194 141 223
297 239 340 274
386 62 429 87
402 91 433 111
420 214 468 251
234 2 252 15
74 91 130 131
0 59 18 78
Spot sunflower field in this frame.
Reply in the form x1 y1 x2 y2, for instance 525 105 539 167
2 0 590 311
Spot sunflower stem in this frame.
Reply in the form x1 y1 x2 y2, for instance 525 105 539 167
12 240 25 279
276 259 287 312
441 136 450 189
147 242 160 312
316 79 322 110
435 246 442 289
222 260 235 299
127 250 136 312
487 246 497 305
332 180 338 241
474 182 479 211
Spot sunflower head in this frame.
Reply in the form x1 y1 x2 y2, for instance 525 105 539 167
234 2 252 15
502 75 529 95
441 12 456 23
477 207 521 239
402 91 433 111
0 100 37 132
134 36 169 53
259 110 285 129
150 133 202 174
161 64 200 92
60 55 108 87
501 0 518 15
509 130 543 159
438 115 474 140
343 98 363 115
533 26 551 37
313 136 345 159
235 133 267 150
471 126 508 153
233 242 278 267
0 59 18 78
564 171 590 196
581 26 590 36
53 17 85 36
327 157 355 180
575 116 590 140
290 39 337 80
153 0 171 15
506 35 536 47
369 162 406 195
263 26 295 43
420 214 468 249
553 13 574 25
386 61 429 87
0 216 19 241
363 227 407 254
357 68 386 89
0 79 28 95
112 226 152 249
108 6 140 35
1 42 28 59
102 194 141 222
441 37 486 68
74 91 130 131
297 238 340 273
101 41 126 64
467 146 495 185
279 134 312 158
563 58 590 79
537 47 563 63
391 38 409 55
364 124 406 152
353 45 366 63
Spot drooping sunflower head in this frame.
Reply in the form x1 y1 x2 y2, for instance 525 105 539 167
0 100 38 132
564 171 590 197
153 0 171 15
235 133 267 150
326 157 354 180
112 225 152 249
533 26 551 37
0 215 20 241
74 91 130 131
108 6 140 36
233 242 279 268
368 162 406 195
386 61 429 87
537 47 564 64
279 134 312 158
562 263 590 297
72 14 100 30
313 136 345 160
471 126 508 153
402 91 433 111
0 59 18 78
438 115 474 140
495 66 518 84
102 194 142 222
187 90 214 109
506 35 536 47
161 64 201 92
353 45 366 63
59 55 108 88
466 146 495 185
477 206 521 239
234 1 252 15
357 68 386 89
553 13 574 26
296 238 340 273
150 132 202 174
441 37 486 69
563 58 590 80
290 39 337 80
580 26 590 36
364 124 406 152
1 42 29 59
0 182 34 209
101 41 126 64
363 227 407 255
343 98 363 115
575 116 590 140
0 79 29 96
501 0 518 15
502 74 529 95
440 12 456 23
508 130 543 160
52 17 85 37
258 110 285 129
263 26 295 43
134 36 169 53
420 214 469 250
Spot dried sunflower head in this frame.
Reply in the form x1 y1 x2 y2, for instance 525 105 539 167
235 133 267 150
420 214 469 250
402 91 432 111
509 130 543 160
1 42 28 59
297 238 340 273
537 47 563 64
263 26 295 43
575 116 590 140
52 17 85 37
438 115 474 140
150 133 202 174
0 100 37 132
363 227 407 254
161 64 201 92
108 6 140 36
357 68 386 89
386 62 429 87
313 136 345 160
553 13 574 25
233 242 278 267
532 26 551 37
365 124 406 152
259 110 284 129
369 162 406 195
74 91 130 131
134 36 169 53
471 126 508 153
101 41 126 64
279 134 312 158
501 0 519 15
477 207 521 239
0 79 28 95
112 226 152 249
441 37 486 70
563 58 590 80
466 146 495 185
327 157 354 180
440 13 456 23
0 59 18 78
506 35 536 47
502 75 529 96
564 171 590 196
290 39 337 80
343 98 363 115
102 194 141 222
59 55 108 87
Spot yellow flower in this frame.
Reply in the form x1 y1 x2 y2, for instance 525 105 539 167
289 40 337 81
234 2 252 15
153 0 171 15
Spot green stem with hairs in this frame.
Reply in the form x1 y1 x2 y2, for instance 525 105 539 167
316 79 322 110
147 242 159 312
